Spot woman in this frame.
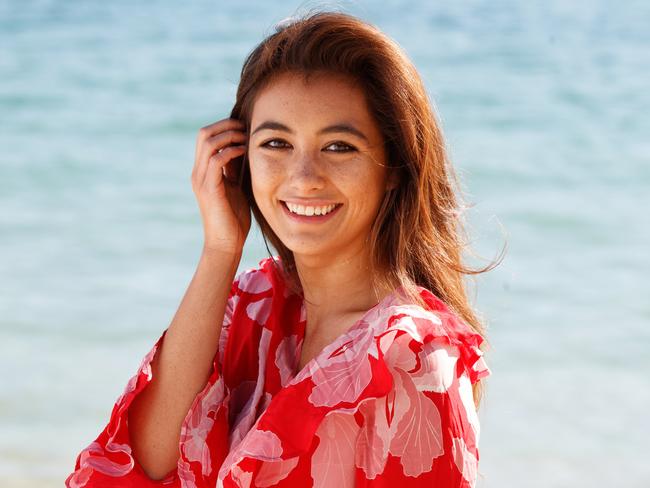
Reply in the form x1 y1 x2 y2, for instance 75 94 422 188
66 10 498 488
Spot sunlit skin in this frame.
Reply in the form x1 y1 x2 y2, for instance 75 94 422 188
248 71 398 346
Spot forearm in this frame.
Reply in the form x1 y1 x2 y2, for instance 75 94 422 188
127 248 242 480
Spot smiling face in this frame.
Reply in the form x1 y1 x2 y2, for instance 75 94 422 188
248 71 392 264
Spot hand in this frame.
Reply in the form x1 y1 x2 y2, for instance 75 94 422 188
191 118 251 256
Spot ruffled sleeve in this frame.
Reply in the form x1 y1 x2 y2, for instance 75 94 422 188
355 290 491 487
65 277 242 488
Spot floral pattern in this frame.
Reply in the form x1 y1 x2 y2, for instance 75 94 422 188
66 256 491 487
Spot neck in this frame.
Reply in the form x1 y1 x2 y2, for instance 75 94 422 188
293 245 393 331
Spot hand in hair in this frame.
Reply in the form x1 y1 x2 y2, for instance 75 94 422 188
191 117 251 255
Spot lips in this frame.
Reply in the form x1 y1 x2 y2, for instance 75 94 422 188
280 200 343 222
284 200 340 215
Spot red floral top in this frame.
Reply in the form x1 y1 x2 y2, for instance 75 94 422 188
66 256 491 488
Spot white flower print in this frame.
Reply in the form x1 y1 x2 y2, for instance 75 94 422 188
451 436 478 487
222 293 240 328
65 262 491 487
229 464 253 488
229 327 273 451
246 297 273 325
470 354 490 381
389 367 444 477
275 334 301 387
354 363 409 479
255 456 300 487
219 427 284 483
76 440 135 477
308 326 377 407
410 341 460 393
66 465 92 488
178 457 198 488
383 311 443 346
457 371 481 443
237 268 272 294
242 428 283 460
356 334 455 478
216 294 240 370
178 374 227 478
381 330 418 373
312 413 360 488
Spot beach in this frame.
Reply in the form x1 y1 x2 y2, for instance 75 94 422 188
1 1 648 486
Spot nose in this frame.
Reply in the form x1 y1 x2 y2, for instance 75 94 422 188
288 152 326 192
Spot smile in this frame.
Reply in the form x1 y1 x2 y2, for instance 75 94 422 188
280 200 343 223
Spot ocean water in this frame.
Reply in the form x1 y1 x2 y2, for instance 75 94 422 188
1 1 648 486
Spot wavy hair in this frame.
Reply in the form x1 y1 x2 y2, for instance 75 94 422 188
229 9 505 408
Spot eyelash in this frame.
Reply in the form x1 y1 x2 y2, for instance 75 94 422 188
260 139 356 153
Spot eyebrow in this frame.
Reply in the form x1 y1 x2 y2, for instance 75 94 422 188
251 120 369 143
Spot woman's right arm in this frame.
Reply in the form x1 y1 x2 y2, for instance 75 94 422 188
127 118 250 480
127 249 240 480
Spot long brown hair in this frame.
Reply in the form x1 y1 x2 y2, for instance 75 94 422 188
229 10 505 408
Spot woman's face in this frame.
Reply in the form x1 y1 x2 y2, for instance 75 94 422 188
248 71 392 262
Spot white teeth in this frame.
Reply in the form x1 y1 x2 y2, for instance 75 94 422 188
285 202 338 216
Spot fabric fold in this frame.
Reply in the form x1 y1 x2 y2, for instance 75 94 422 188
218 284 491 478
67 330 179 487
67 321 235 487
66 255 491 488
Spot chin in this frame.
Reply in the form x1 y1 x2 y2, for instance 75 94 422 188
281 239 335 259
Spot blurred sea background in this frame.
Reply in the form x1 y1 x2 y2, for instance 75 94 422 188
1 0 648 486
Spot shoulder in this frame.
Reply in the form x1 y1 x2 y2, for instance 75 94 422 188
224 256 292 327
379 285 491 386
355 287 488 482
233 255 283 296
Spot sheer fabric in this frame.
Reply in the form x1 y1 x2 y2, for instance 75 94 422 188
66 256 491 487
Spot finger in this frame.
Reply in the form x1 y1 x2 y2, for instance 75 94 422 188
195 130 247 186
197 129 247 176
197 118 245 141
202 145 246 193
195 118 245 162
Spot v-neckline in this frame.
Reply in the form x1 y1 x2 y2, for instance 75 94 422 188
289 286 401 383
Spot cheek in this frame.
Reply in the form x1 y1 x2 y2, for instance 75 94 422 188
250 153 282 184
249 153 284 208
336 160 386 198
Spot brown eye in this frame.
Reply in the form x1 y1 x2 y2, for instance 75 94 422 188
326 142 355 153
261 139 290 149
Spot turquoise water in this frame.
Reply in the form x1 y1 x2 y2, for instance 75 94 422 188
2 1 648 486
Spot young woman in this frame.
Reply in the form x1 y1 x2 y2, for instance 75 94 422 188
66 10 498 488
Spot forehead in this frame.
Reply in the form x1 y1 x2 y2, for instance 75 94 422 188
250 71 377 130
